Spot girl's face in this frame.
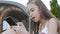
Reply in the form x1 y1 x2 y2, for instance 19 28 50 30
27 3 41 22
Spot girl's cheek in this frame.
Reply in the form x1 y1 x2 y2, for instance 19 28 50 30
41 32 46 34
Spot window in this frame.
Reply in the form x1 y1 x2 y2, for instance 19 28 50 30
3 20 10 31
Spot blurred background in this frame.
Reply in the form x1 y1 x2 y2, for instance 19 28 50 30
1 0 60 33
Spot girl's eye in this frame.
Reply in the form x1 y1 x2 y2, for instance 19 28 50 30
30 8 34 12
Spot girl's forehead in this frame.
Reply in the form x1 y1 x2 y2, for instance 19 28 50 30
27 4 33 10
27 3 35 8
27 3 38 10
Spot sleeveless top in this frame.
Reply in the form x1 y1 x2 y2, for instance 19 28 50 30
39 23 48 34
38 20 58 34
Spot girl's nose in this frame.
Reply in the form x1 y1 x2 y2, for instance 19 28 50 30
30 13 33 18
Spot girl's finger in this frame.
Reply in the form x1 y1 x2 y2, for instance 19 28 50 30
17 22 24 27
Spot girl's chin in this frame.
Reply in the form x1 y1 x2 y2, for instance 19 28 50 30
33 20 38 23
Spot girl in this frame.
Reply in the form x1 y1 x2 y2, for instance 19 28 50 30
12 0 60 34
27 0 60 34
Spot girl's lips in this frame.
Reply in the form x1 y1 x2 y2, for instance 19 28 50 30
32 17 35 19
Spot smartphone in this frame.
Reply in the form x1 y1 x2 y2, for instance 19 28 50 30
5 16 17 26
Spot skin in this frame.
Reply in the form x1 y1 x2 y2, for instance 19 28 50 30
11 22 30 34
27 3 41 23
27 3 57 34
11 2 58 34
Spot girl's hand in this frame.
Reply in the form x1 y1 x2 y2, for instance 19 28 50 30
11 22 30 34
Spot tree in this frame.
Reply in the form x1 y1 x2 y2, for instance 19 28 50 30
50 0 60 20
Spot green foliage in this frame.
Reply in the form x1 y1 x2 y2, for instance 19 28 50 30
50 0 60 20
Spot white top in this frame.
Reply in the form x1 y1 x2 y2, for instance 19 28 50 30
38 22 58 34
39 23 48 34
